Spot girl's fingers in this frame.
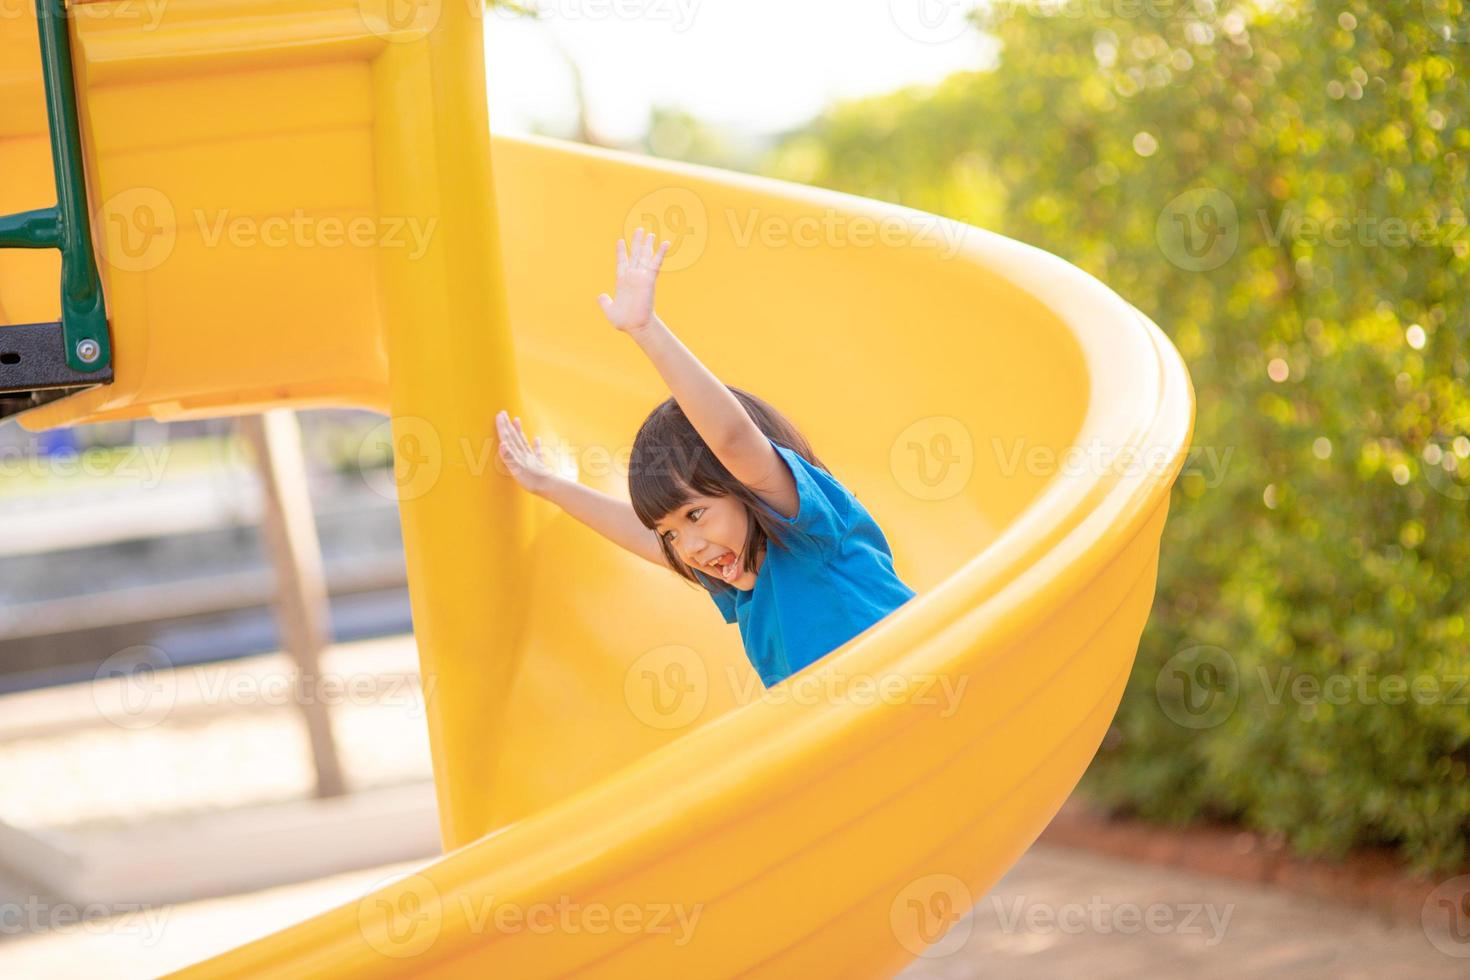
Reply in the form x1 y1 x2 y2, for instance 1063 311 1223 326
497 413 529 473
651 240 670 272
500 411 529 455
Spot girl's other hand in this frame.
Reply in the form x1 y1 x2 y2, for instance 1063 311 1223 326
496 410 557 496
596 227 671 336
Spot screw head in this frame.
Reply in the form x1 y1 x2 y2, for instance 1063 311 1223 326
76 339 101 363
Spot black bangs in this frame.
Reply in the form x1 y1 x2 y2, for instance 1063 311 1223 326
627 396 731 529
628 449 696 531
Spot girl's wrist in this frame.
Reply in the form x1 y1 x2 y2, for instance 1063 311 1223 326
626 314 668 346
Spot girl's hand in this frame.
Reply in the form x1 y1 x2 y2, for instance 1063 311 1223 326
596 227 671 336
496 410 557 496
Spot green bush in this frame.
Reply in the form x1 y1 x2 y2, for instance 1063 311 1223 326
762 0 1470 874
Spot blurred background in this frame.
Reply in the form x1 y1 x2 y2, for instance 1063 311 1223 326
2 0 1467 975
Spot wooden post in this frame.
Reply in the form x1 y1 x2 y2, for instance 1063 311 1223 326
238 409 346 799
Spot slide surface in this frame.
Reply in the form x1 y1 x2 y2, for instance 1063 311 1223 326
0 2 1195 975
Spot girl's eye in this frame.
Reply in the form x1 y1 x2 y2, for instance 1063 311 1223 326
663 508 704 545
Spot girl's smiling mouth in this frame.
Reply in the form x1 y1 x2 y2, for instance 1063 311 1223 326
706 550 739 582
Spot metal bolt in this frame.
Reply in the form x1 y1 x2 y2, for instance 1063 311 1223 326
76 339 100 363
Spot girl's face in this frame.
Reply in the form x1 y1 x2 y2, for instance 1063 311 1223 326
655 493 759 591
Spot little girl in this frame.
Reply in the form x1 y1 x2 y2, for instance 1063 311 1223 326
495 229 916 688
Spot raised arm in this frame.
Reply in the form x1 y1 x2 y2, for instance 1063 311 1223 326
596 229 799 518
538 476 668 567
496 410 666 566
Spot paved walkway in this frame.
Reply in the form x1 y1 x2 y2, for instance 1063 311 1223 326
899 845 1462 979
0 843 1460 978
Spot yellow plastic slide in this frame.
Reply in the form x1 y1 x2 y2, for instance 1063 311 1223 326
0 1 1194 975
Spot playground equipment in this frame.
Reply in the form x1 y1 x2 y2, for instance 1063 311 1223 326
0 1 1194 976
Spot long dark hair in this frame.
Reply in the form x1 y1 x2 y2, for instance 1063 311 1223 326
628 386 829 592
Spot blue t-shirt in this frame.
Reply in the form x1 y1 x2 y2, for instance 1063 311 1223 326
691 437 917 687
